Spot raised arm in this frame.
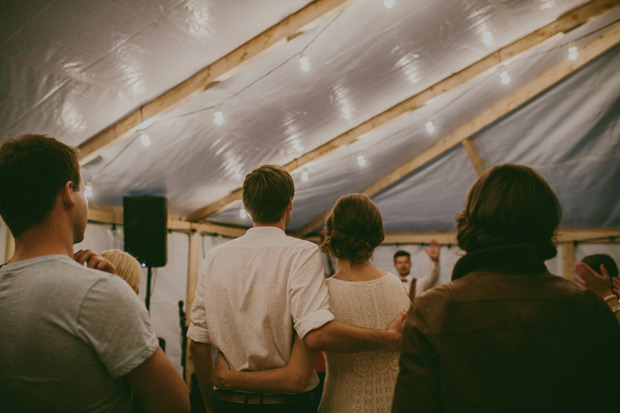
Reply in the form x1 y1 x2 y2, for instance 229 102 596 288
304 310 407 352
417 240 440 294
575 262 620 325
213 335 318 394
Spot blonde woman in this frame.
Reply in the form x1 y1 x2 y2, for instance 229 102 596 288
100 249 142 294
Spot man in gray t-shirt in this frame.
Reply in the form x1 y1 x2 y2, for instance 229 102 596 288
0 135 190 412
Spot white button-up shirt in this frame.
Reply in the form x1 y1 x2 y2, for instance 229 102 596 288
188 226 334 391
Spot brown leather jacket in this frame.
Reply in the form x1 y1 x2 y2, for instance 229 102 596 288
392 244 620 412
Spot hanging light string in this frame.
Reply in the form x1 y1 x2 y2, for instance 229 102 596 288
87 17 620 194
163 10 345 124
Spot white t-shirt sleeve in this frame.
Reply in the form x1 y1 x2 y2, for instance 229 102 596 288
76 276 158 378
187 259 211 343
289 246 335 339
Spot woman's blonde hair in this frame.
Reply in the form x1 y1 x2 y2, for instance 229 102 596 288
100 249 142 294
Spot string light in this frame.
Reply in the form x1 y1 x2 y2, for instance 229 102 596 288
299 53 311 72
499 66 511 85
482 31 493 46
139 131 151 147
240 208 248 219
84 183 93 199
214 107 224 125
568 43 579 61
301 169 309 182
384 0 396 9
425 120 436 134
357 153 367 167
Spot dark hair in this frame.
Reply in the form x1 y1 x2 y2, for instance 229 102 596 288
581 254 619 278
322 194 384 264
394 250 410 261
242 165 295 224
456 164 561 258
0 134 80 237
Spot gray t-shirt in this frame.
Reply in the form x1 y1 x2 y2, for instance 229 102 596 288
0 255 159 412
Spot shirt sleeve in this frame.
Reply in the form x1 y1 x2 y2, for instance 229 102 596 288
76 276 159 378
289 246 335 339
187 258 211 343
416 259 440 295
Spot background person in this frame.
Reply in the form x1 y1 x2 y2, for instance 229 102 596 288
393 241 440 299
574 254 620 324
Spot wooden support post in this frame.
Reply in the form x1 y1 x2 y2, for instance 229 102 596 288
561 242 575 281
184 231 201 385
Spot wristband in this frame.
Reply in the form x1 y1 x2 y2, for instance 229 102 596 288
603 294 618 303
612 304 620 313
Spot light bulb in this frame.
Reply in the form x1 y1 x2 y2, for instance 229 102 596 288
482 31 493 46
499 67 510 85
84 184 93 199
384 0 396 9
357 154 366 167
240 208 247 219
568 45 578 61
301 169 309 182
141 263 146 268
214 109 224 125
425 120 436 134
140 132 151 147
299 54 311 72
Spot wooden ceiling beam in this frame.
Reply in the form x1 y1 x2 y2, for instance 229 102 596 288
462 138 486 177
294 22 620 235
78 0 356 165
187 0 620 222
87 204 246 238
363 228 620 245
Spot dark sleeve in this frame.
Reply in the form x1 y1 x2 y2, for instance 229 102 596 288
392 298 441 412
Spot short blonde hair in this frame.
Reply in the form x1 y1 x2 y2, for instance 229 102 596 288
101 249 142 294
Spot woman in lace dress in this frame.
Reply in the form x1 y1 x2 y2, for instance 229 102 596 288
212 194 410 412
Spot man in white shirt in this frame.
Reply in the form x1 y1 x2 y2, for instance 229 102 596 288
393 240 441 299
189 165 405 412
0 134 189 412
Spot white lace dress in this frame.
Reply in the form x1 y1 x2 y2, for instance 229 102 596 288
318 272 411 413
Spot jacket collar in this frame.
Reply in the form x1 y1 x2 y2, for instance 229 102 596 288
451 243 554 281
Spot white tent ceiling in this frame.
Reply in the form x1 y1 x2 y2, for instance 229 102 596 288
2 0 619 236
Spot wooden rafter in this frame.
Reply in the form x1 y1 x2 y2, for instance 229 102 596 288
294 22 620 235
187 0 620 222
78 0 356 165
462 138 486 177
87 204 246 238
368 228 620 245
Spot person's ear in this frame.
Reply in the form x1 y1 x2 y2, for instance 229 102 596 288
287 197 293 211
61 181 76 209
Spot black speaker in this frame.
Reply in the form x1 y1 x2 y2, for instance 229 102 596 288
123 196 167 267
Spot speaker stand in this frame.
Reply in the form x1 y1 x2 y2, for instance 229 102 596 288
145 266 153 312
